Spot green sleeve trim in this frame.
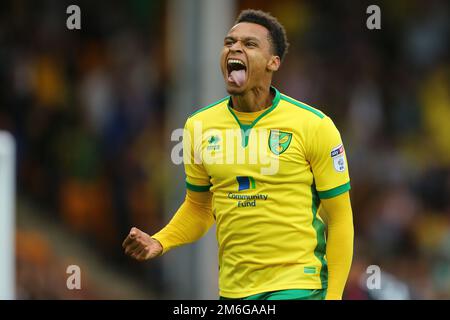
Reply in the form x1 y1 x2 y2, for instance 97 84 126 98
186 181 211 192
317 182 351 199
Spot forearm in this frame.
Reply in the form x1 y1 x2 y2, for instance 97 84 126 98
322 192 354 300
152 190 214 254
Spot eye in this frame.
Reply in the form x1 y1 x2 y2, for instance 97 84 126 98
225 39 234 46
246 42 257 48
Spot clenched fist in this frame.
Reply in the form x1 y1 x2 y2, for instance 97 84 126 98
122 227 163 261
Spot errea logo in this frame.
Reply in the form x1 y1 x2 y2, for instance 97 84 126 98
207 135 220 151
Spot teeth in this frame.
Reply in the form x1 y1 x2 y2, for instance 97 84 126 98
228 59 245 66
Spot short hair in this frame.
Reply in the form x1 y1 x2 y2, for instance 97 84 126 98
235 9 289 61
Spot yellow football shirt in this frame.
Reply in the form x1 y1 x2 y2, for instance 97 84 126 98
183 86 351 298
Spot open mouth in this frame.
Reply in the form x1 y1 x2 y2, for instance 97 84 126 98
227 58 247 87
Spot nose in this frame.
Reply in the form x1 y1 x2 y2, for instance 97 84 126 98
230 41 243 53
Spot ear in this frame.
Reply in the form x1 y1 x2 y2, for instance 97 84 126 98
267 56 281 72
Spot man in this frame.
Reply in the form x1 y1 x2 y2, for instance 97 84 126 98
122 9 354 300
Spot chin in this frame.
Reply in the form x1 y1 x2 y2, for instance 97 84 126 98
225 83 245 96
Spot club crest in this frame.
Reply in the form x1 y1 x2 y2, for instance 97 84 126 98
269 130 292 155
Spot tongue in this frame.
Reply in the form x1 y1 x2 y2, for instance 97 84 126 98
230 69 246 86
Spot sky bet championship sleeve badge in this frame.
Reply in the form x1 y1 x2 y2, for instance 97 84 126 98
269 130 292 155
331 144 346 172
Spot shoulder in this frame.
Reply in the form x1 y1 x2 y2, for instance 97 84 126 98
278 92 326 121
187 96 230 121
277 92 341 141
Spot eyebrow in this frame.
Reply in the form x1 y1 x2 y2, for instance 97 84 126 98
224 36 261 43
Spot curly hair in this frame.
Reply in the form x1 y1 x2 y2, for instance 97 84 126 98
235 9 289 61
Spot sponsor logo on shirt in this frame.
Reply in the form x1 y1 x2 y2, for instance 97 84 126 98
236 176 256 191
331 144 345 172
330 144 344 157
230 176 268 207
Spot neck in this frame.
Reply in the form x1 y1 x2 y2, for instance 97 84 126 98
231 85 273 112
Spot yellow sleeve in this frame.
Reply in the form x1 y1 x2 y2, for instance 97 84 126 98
183 116 211 191
308 116 351 199
320 191 354 300
151 190 214 254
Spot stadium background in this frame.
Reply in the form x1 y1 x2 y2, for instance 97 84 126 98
0 0 449 299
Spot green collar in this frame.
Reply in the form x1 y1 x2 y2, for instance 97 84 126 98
227 86 281 147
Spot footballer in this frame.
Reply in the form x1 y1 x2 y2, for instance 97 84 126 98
122 9 354 300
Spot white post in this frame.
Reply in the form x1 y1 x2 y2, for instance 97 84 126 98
0 131 16 300
165 0 235 299
196 0 235 300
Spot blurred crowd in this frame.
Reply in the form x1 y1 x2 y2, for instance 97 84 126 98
16 228 102 299
0 0 168 297
260 0 450 299
0 0 449 299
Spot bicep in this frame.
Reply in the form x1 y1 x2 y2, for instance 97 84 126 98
186 189 212 209
320 191 353 226
184 118 211 190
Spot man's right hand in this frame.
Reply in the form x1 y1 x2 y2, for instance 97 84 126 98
122 227 163 261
